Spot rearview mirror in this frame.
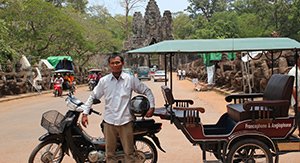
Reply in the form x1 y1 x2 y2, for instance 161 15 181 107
93 99 101 104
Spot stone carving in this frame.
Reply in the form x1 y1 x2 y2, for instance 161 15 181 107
160 10 173 40
15 62 29 94
124 0 173 67
182 50 294 93
0 67 7 97
132 12 144 38
3 60 17 95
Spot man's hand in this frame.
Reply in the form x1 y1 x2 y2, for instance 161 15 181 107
145 107 155 117
81 114 89 127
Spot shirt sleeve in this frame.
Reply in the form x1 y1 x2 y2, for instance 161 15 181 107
132 77 155 108
82 78 104 114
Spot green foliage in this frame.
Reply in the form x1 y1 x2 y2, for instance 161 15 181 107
1 0 300 67
0 0 124 67
172 12 195 39
184 0 300 41
0 19 18 65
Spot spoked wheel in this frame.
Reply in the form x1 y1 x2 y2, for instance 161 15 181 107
227 139 273 163
135 137 158 163
28 139 65 163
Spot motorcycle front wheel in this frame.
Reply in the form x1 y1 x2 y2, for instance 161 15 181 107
28 139 65 163
135 137 158 163
54 90 58 97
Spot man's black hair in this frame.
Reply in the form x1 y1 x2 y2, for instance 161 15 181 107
107 52 124 63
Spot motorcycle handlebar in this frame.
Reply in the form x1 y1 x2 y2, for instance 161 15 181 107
90 109 101 115
66 94 101 116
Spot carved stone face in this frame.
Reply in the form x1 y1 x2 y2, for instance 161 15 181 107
6 62 13 72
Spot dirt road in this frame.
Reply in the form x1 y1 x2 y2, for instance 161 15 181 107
0 77 298 162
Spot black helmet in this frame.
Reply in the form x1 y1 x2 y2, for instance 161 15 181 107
129 95 150 117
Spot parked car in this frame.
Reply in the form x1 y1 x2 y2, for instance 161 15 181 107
137 66 151 80
153 70 168 82
122 68 134 76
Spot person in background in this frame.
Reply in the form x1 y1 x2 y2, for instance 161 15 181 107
53 73 64 87
81 53 155 163
96 71 102 84
182 69 186 80
177 69 182 80
288 56 300 136
64 72 73 89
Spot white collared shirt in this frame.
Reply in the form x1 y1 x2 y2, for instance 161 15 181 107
83 72 155 125
288 65 300 106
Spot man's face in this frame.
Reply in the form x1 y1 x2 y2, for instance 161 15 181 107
109 56 124 73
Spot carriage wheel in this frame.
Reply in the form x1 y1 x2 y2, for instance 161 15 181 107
227 139 272 163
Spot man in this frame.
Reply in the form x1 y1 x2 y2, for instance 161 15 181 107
182 69 186 80
177 69 182 80
64 72 72 89
288 56 300 136
81 53 155 163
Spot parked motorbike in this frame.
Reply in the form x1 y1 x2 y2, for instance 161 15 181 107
88 79 97 91
28 94 164 163
69 81 76 95
53 81 62 97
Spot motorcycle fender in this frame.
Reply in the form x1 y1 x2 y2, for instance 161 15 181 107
38 133 51 141
149 134 166 153
38 133 70 156
38 133 62 141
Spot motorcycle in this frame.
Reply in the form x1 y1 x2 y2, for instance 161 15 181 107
88 79 97 91
53 81 63 97
69 81 76 95
28 94 164 163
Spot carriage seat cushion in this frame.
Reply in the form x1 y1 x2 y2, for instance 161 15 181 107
227 104 271 121
227 74 294 121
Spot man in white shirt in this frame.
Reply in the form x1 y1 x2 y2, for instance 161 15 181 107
182 69 186 80
288 57 300 108
177 69 182 80
81 53 155 163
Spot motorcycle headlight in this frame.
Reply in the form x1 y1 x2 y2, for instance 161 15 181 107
66 99 78 110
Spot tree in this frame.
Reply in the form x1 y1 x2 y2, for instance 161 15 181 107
0 19 17 65
45 0 88 13
186 0 231 21
119 0 146 38
172 12 194 39
66 0 88 13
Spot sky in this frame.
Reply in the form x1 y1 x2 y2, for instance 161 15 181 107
88 0 189 16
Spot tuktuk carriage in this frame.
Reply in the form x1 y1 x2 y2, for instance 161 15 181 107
48 56 76 94
127 37 300 163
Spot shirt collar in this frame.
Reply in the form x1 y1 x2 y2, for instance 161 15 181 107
109 72 126 80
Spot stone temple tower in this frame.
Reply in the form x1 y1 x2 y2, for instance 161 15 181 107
123 0 173 67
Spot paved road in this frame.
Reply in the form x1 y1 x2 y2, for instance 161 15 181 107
0 77 298 162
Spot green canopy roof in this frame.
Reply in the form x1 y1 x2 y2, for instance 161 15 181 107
127 37 300 54
47 56 73 67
